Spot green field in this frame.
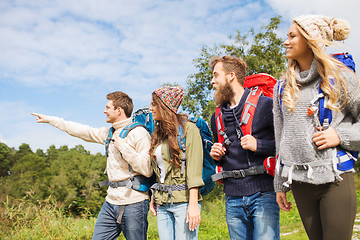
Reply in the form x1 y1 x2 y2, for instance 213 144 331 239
2 179 360 240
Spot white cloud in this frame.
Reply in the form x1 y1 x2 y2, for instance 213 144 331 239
3 0 359 154
266 0 360 69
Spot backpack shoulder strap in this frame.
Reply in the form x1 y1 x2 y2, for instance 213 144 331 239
277 80 285 114
318 80 334 127
104 127 115 157
215 106 232 146
119 122 146 139
240 87 262 135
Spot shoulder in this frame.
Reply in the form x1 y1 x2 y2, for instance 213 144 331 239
258 94 273 107
185 120 198 133
126 124 151 140
339 70 359 89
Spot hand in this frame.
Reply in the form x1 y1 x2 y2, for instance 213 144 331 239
186 202 201 231
150 196 157 216
241 134 257 152
276 192 292 212
313 127 340 150
31 113 49 123
210 142 226 161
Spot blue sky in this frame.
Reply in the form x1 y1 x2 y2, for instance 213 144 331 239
1 0 359 154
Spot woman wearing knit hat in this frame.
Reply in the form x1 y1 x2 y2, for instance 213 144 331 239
273 15 360 239
148 86 204 240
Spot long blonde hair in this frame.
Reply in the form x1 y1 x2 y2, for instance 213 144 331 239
149 93 188 168
282 23 352 112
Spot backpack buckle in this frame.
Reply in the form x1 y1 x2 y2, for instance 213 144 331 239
233 170 246 178
307 105 318 116
295 164 308 170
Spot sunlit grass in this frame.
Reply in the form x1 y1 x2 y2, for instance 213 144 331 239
2 176 360 240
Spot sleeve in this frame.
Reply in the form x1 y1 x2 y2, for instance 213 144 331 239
272 81 290 193
185 122 204 189
47 116 108 144
334 71 360 151
255 96 276 155
114 126 153 177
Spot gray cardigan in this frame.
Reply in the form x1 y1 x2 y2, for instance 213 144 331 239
273 61 360 192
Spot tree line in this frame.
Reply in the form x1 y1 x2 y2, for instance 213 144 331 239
0 142 107 216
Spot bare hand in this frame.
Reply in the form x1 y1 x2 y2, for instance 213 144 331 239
313 127 340 150
186 202 200 231
210 143 226 161
150 197 157 216
276 192 292 212
241 134 257 152
31 113 49 123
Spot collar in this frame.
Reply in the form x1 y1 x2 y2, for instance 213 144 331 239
296 60 320 85
112 118 132 130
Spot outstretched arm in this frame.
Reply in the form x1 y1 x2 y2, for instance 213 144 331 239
31 113 108 144
31 113 50 123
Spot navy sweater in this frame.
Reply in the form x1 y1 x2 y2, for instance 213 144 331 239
211 88 275 196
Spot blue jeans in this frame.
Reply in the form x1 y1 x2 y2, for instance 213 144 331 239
225 191 280 240
157 202 201 240
92 200 149 240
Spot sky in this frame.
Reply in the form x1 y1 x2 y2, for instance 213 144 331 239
1 0 359 154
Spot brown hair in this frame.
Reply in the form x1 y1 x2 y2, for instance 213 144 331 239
210 56 247 85
149 93 188 168
106 91 133 118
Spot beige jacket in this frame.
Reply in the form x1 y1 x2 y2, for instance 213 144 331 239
47 116 152 205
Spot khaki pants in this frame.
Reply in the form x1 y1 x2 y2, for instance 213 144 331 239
292 172 357 240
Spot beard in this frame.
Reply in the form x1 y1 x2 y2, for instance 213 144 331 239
214 81 234 106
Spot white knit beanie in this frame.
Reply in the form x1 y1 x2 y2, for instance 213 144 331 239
293 15 351 42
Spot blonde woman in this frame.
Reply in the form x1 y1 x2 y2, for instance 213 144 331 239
274 15 360 240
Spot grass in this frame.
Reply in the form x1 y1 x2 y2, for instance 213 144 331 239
2 177 360 240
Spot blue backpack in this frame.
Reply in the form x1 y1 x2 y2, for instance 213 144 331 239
277 53 359 172
177 117 216 196
133 107 216 196
99 109 156 192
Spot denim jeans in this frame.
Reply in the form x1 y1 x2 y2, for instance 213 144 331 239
225 191 280 240
92 200 149 240
157 202 201 240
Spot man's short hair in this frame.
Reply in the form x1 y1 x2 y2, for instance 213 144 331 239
210 56 247 85
106 91 133 118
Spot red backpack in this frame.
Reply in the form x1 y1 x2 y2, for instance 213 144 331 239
213 73 277 183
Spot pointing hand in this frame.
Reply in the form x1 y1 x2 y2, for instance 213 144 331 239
31 113 49 123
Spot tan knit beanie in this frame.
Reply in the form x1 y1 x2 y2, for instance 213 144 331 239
293 15 350 42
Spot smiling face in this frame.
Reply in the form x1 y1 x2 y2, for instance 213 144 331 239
149 96 161 121
104 100 122 123
284 23 313 61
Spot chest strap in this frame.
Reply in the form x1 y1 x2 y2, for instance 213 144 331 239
211 165 266 182
150 183 188 205
281 149 341 187
99 174 146 190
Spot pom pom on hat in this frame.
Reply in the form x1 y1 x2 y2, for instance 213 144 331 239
153 86 184 113
293 15 350 42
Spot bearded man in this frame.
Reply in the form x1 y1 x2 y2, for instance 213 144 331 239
209 56 279 240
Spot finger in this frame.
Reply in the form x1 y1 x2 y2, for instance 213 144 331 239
317 144 328 150
31 113 39 117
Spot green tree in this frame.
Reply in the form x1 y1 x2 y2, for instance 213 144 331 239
0 143 15 177
183 16 286 123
